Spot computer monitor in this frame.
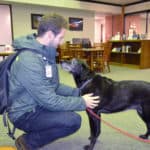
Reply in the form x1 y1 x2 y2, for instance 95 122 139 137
82 38 92 48
72 38 82 44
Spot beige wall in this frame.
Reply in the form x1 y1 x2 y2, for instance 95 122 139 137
1 0 149 44
11 3 95 43
2 0 121 14
0 0 121 44
2 0 150 14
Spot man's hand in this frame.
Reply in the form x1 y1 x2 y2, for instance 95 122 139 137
82 93 100 109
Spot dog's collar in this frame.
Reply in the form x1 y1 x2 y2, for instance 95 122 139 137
79 78 92 89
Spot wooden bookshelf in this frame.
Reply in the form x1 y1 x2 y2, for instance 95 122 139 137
110 40 150 69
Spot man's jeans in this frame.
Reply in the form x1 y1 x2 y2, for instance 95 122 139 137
13 106 81 149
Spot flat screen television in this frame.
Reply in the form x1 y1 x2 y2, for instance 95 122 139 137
31 14 43 29
72 38 82 44
82 38 92 48
69 17 83 31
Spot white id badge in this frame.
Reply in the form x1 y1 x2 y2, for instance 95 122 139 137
45 64 52 78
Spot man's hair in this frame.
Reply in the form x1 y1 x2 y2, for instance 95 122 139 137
37 13 68 36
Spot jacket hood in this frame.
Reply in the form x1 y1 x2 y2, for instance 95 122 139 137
12 34 57 63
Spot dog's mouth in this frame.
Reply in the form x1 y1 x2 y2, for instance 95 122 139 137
61 61 73 72
61 59 78 72
61 58 83 75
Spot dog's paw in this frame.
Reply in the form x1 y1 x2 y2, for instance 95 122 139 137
84 145 90 150
139 134 148 139
88 136 93 140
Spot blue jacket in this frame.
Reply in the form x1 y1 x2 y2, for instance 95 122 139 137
8 34 86 122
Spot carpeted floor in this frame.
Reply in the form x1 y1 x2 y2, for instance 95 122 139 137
0 64 150 150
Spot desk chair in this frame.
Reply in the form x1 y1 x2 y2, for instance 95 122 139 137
68 44 88 64
58 43 72 62
90 49 104 72
90 42 112 73
103 42 112 72
68 44 82 59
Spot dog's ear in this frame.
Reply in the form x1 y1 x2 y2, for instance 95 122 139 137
92 75 102 83
80 61 89 68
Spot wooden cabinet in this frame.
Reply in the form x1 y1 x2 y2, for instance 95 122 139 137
110 40 150 69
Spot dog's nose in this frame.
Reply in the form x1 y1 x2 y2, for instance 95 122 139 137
60 60 67 64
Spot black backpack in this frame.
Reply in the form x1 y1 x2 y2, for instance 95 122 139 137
0 48 44 139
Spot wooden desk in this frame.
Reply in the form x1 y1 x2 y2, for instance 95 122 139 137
0 51 15 60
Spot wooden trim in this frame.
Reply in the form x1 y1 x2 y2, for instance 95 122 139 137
145 12 148 33
77 0 150 7
9 4 14 41
112 15 114 35
125 10 150 16
121 6 125 34
125 0 150 6
77 0 122 7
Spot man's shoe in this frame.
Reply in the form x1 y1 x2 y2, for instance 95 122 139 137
15 135 32 150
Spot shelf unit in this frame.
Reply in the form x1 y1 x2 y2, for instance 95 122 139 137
110 40 150 69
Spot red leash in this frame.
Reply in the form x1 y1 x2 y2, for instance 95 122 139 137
86 108 150 144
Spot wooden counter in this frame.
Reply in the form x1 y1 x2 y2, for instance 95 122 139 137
110 40 150 69
0 51 15 60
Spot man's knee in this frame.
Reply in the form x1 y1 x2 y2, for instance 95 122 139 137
67 112 81 132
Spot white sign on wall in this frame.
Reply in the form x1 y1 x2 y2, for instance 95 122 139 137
0 5 12 46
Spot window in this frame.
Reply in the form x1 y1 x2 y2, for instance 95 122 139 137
125 12 148 39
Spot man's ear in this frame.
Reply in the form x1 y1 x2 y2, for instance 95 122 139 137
44 30 55 44
47 30 55 39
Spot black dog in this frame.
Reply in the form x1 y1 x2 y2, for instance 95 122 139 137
61 58 150 150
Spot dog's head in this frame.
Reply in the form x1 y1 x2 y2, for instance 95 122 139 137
61 58 94 87
61 58 89 76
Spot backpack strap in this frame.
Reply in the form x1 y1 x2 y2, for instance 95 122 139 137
4 48 46 140
3 110 16 140
7 119 16 140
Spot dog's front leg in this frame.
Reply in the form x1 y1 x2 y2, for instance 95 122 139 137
88 114 101 139
84 112 101 150
84 137 97 150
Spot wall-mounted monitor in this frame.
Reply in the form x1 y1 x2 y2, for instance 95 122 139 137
31 14 43 29
69 17 83 31
72 38 82 44
82 38 92 48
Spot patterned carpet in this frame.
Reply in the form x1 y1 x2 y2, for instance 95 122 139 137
0 64 150 150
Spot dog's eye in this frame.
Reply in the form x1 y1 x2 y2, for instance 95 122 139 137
72 58 78 64
72 59 76 65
